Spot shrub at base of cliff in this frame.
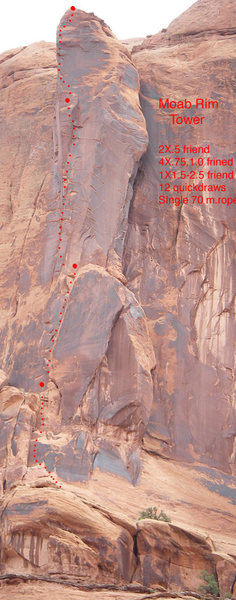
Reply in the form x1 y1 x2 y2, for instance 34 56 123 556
198 570 220 596
138 506 171 522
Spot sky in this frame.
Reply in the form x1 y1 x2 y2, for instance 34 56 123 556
0 0 196 54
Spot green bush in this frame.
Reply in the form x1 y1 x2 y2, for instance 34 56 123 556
138 506 171 522
198 570 220 596
222 594 232 600
138 506 158 520
158 510 171 522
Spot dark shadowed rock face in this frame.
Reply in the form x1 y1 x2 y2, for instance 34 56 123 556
0 0 235 593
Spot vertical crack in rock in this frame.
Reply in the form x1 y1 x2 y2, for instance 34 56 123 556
174 205 182 248
122 156 146 279
13 174 47 318
48 377 63 413
131 531 139 581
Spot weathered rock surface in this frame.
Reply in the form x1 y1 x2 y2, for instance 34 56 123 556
0 386 39 492
1 486 137 583
135 521 235 591
0 0 235 596
0 581 203 600
0 370 8 390
0 462 235 592
129 0 236 472
164 0 236 36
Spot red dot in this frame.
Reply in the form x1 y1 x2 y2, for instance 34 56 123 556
73 263 77 269
71 5 76 10
65 98 70 103
40 382 44 388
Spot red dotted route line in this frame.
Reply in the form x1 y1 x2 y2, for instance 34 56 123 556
34 6 77 488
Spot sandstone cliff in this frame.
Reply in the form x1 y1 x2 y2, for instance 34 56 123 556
0 0 235 598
